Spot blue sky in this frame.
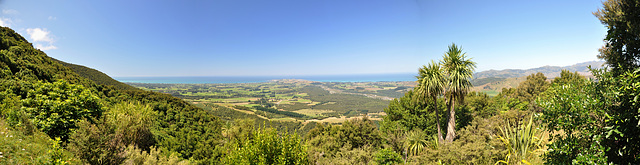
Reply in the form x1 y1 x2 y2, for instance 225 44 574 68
1 0 605 77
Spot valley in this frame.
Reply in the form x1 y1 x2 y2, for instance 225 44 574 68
127 80 413 123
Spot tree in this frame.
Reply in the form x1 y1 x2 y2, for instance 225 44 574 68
594 0 640 75
415 60 446 143
537 1 640 163
551 69 585 86
382 89 444 136
224 127 308 165
441 43 476 142
515 73 549 102
18 80 103 141
538 69 610 164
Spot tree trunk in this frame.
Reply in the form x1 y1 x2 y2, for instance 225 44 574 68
445 97 456 142
434 95 444 143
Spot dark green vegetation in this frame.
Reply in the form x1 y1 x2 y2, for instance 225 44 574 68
53 58 139 91
1 0 638 164
0 26 313 164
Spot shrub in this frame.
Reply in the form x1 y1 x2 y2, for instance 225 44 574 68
375 148 403 165
19 80 103 141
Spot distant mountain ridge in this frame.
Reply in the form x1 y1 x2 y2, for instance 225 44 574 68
473 61 605 79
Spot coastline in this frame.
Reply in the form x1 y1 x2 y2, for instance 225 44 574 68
115 73 417 84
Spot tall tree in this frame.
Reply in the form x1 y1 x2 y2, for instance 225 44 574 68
441 43 476 142
594 0 640 75
415 60 446 143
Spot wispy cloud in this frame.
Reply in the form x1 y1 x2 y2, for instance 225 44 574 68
2 9 19 15
26 28 57 50
48 16 57 21
0 17 12 27
34 44 58 50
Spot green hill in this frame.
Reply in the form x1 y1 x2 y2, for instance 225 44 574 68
0 26 222 164
52 58 139 91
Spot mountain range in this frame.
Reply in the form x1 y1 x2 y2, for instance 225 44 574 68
473 61 605 79
470 61 605 96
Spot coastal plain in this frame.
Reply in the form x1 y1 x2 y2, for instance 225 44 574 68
127 79 414 123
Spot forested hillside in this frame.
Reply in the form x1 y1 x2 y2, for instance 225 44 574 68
52 58 139 91
1 0 638 164
0 26 224 164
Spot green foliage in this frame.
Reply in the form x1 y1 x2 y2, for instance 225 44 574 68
48 137 70 165
441 43 477 142
496 115 545 165
464 91 494 118
123 145 189 165
226 119 256 148
67 119 126 164
414 116 506 165
306 117 382 164
18 80 103 141
379 120 406 154
551 69 585 86
405 129 428 156
106 102 158 150
0 118 77 164
122 90 222 163
0 27 93 86
383 89 445 136
339 117 383 150
374 148 403 165
53 58 139 91
538 69 610 164
536 1 640 162
603 69 640 163
0 26 225 163
415 60 446 142
515 73 549 103
594 0 640 75
224 127 308 165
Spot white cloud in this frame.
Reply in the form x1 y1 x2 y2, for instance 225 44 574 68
26 28 58 50
0 17 12 27
48 16 57 20
34 44 58 50
26 28 54 42
2 9 19 15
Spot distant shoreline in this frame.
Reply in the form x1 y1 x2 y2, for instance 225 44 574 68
115 73 417 84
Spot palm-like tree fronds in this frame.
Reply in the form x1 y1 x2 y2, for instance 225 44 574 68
441 43 476 142
404 129 428 156
415 60 447 142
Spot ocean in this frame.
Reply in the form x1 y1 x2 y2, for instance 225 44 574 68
115 73 417 84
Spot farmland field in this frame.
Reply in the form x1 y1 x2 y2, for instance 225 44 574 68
127 79 414 123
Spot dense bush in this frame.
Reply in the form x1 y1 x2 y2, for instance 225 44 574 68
17 80 103 141
306 117 382 164
123 145 189 165
224 127 308 165
374 148 403 165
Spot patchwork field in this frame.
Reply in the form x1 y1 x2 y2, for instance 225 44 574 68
127 79 412 123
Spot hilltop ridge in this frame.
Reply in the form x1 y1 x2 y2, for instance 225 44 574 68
474 61 604 79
